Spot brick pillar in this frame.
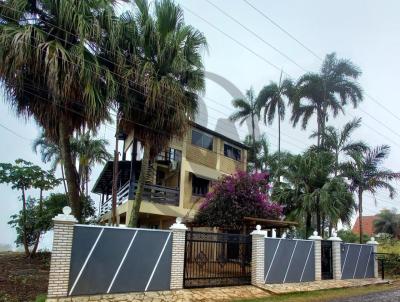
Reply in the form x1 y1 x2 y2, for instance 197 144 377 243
169 217 187 290
367 237 379 278
309 231 322 281
47 207 77 298
328 232 342 280
251 225 265 286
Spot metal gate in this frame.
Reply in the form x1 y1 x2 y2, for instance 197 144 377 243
321 240 333 280
183 231 252 288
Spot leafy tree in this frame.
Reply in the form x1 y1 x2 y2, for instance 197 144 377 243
0 0 116 220
230 88 260 170
342 145 400 243
374 209 400 239
292 53 363 147
194 171 282 231
109 0 207 227
311 117 368 175
8 193 94 258
0 160 60 256
337 229 369 243
257 74 295 157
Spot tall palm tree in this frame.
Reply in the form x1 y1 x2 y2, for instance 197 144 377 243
110 0 206 227
342 145 400 243
230 88 260 170
292 53 363 147
311 117 368 175
0 0 116 221
257 73 295 156
374 209 400 238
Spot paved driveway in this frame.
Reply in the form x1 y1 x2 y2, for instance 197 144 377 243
331 289 400 302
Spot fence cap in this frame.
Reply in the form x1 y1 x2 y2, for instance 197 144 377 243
308 231 322 240
170 217 188 230
52 206 78 224
251 224 265 235
367 237 379 245
328 231 342 241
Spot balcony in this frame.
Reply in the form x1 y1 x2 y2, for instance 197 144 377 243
99 181 180 216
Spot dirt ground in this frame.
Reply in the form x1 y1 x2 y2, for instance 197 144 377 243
0 252 50 302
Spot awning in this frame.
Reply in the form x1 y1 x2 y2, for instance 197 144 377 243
186 162 224 181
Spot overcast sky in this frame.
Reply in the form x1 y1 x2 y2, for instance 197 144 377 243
1 0 400 249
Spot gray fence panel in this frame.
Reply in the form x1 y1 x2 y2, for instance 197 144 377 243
68 226 172 296
69 226 102 286
111 230 172 293
264 238 314 284
341 244 374 279
285 240 315 283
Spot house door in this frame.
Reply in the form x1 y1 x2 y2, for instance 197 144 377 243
321 240 333 279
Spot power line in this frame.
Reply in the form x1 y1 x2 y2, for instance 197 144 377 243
204 0 307 72
0 122 33 142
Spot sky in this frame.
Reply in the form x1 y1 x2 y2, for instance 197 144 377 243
1 0 400 249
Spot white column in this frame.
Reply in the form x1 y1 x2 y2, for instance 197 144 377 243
47 207 77 298
169 217 187 290
251 225 265 285
328 232 342 280
367 237 379 278
309 231 322 281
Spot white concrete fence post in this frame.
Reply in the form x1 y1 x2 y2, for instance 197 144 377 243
251 225 265 286
328 231 342 280
367 237 379 278
169 217 187 290
309 231 322 281
47 206 77 298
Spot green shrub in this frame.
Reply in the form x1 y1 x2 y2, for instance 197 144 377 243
35 294 46 302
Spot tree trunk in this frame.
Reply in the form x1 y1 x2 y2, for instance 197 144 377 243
128 142 150 227
85 166 89 197
251 115 257 171
61 164 68 195
358 189 363 243
59 120 81 221
317 110 322 147
31 189 43 258
21 187 30 257
316 197 321 236
111 129 119 226
306 213 311 238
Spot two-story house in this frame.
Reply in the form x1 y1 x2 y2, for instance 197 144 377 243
92 122 248 229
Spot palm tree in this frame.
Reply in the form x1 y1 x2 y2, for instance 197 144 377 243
292 53 363 147
257 73 295 156
342 145 400 243
110 0 206 227
230 88 260 170
0 0 116 221
273 150 355 237
311 117 368 175
33 131 111 197
374 209 400 238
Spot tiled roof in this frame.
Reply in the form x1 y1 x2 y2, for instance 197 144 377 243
352 215 378 236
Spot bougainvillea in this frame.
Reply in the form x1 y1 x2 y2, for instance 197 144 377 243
194 171 283 230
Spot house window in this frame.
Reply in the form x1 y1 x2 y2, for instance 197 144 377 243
192 175 210 196
191 129 213 150
224 143 241 161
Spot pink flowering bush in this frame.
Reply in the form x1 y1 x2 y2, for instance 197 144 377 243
194 171 282 230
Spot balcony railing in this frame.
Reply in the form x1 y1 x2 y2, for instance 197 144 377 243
100 182 180 216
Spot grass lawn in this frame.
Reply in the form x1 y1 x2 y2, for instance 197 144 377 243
235 282 400 302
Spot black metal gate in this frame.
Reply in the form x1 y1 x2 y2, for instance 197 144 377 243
183 231 252 288
321 240 333 280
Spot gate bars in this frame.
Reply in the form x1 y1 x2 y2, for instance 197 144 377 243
183 231 252 288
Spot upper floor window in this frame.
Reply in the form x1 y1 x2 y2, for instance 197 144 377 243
191 129 213 151
224 143 241 161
